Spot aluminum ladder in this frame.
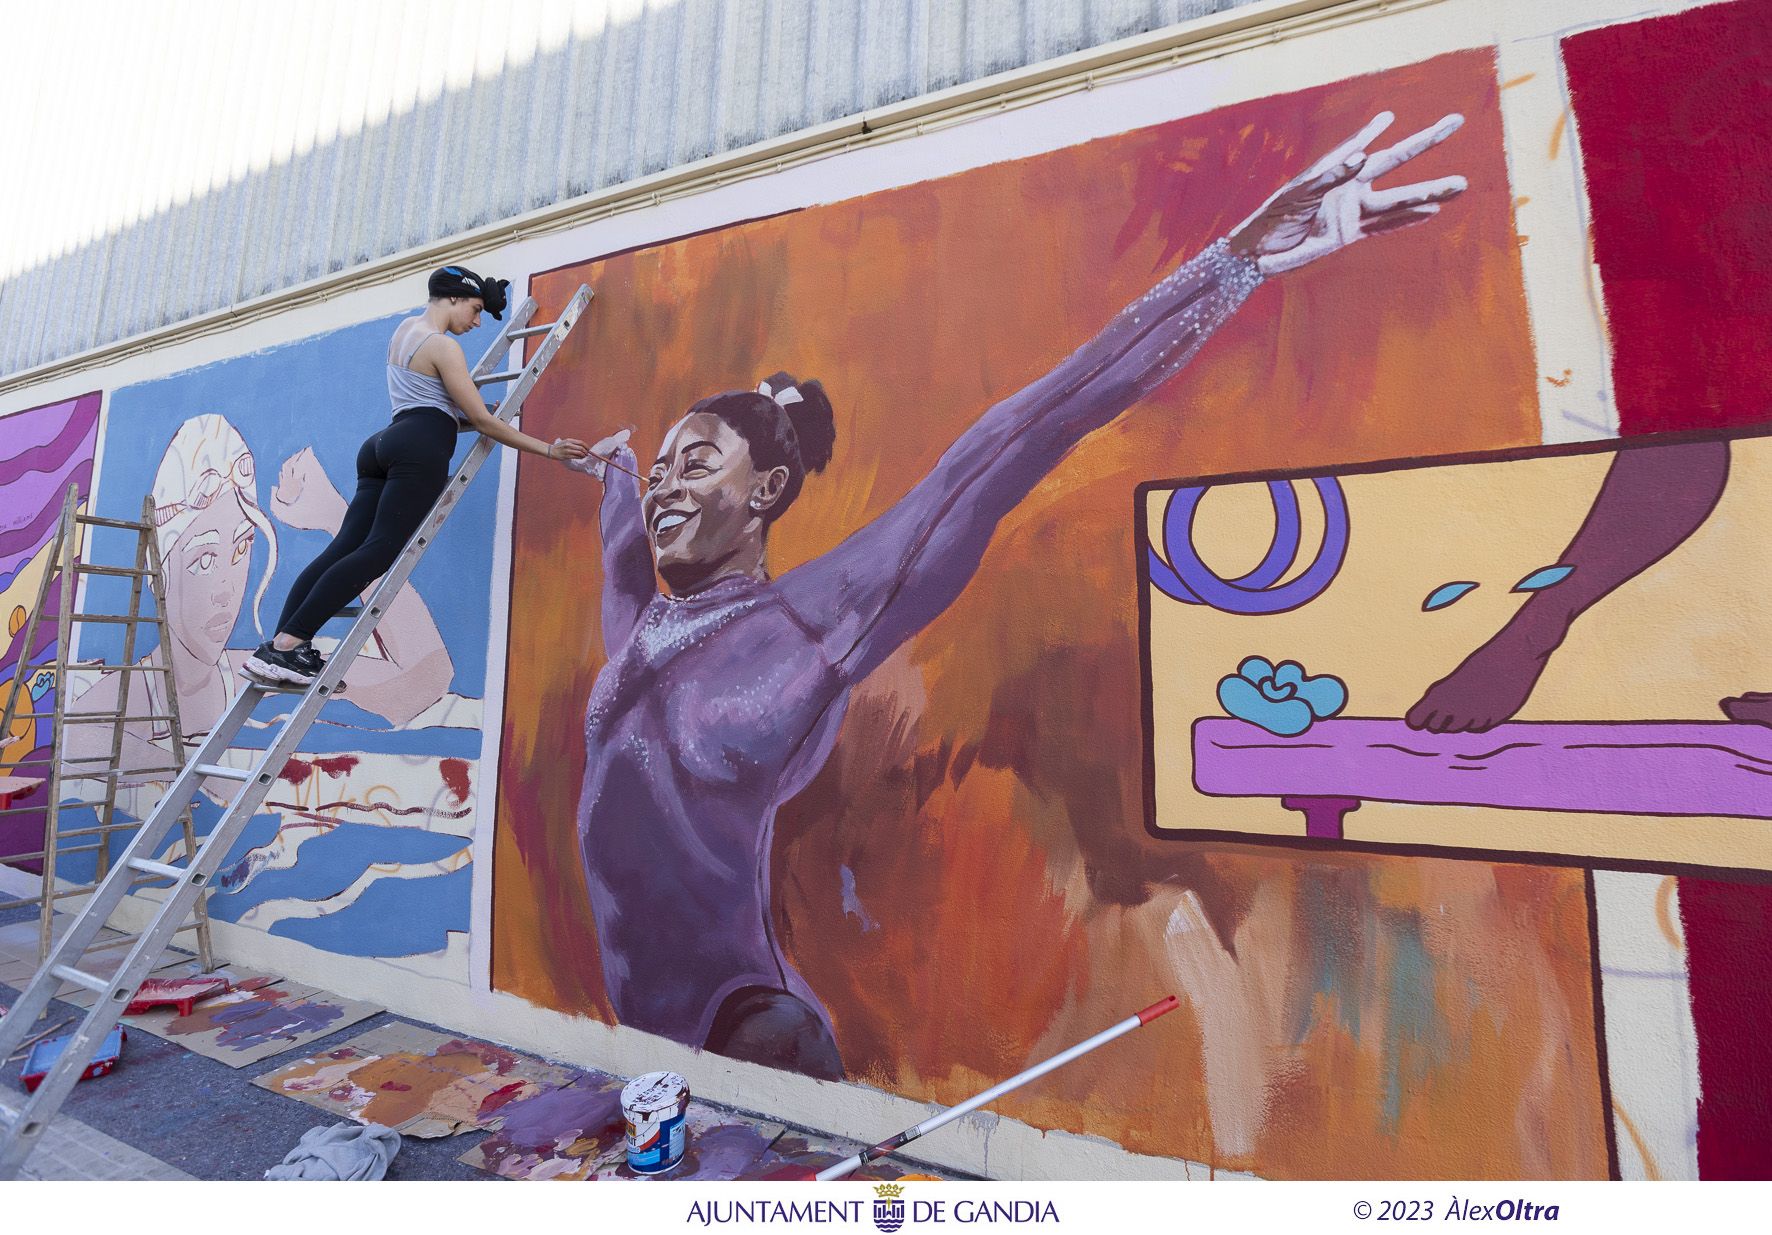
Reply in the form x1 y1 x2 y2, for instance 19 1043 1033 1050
0 284 592 1178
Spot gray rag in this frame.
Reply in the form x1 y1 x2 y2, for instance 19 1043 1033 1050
264 1122 402 1181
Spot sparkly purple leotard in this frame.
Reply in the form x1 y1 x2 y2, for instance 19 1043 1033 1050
578 240 1262 1055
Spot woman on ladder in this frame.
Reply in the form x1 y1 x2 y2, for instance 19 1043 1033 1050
246 265 590 686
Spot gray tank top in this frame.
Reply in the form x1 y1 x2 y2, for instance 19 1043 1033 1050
388 328 470 424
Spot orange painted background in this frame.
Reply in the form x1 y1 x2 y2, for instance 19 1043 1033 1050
495 50 1610 1176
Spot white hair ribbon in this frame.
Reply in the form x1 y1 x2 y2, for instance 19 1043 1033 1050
757 379 804 407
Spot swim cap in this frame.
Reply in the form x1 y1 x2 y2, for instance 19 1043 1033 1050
151 413 278 636
427 265 509 320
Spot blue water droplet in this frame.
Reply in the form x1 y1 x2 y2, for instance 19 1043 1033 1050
1422 581 1479 611
1512 565 1574 592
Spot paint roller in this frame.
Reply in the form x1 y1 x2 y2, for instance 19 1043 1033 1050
767 995 1180 1181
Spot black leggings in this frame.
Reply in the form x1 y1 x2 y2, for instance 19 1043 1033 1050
276 408 457 640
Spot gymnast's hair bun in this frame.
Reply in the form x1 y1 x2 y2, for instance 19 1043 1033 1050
758 370 835 474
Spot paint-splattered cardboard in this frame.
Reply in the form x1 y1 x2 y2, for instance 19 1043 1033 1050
56 957 380 1066
456 1075 625 1179
460 1077 789 1181
131 979 376 1067
58 957 271 1011
253 1021 580 1138
457 1075 958 1181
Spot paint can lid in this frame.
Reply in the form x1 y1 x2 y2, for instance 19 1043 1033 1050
621 1070 689 1116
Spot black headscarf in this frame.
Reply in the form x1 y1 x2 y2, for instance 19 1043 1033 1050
427 265 509 320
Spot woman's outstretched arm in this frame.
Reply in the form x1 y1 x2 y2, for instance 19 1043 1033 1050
779 111 1467 684
572 430 657 656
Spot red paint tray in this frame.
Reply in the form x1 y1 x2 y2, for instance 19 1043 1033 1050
125 976 231 1016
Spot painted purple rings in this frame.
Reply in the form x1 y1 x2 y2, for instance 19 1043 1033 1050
1148 476 1349 614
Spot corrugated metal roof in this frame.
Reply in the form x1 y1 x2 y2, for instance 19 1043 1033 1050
1 0 1266 379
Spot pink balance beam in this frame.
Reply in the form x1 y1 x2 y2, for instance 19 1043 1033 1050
1192 717 1772 821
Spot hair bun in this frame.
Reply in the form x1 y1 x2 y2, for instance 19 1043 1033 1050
762 370 835 473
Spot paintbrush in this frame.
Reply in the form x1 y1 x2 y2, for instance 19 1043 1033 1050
4 1016 74 1063
592 451 650 486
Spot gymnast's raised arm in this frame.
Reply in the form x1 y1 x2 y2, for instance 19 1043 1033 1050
571 429 656 656
781 111 1467 683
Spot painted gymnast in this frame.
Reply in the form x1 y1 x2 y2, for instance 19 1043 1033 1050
574 112 1469 1078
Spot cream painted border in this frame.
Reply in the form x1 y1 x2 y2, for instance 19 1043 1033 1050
468 406 525 994
1592 871 1701 1180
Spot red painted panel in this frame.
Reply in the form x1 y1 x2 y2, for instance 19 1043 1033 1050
1564 2 1772 434
1678 877 1772 1179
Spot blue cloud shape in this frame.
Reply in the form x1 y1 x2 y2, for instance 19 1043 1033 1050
1217 656 1348 737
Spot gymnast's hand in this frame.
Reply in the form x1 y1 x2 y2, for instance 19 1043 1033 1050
1228 111 1467 277
567 428 634 481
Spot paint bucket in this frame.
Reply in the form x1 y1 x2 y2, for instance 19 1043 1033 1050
621 1070 690 1174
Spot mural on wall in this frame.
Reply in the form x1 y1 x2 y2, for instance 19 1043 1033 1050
564 98 1478 1083
64 316 506 959
1144 430 1772 870
494 51 1625 1178
1561 0 1772 1179
0 393 101 867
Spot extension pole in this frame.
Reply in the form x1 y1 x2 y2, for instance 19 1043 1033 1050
814 995 1180 1181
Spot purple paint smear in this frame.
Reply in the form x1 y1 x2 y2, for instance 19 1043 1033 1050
1193 717 1772 818
205 993 347 1049
469 1079 806 1181
493 1082 622 1150
625 1122 777 1181
468 1077 625 1178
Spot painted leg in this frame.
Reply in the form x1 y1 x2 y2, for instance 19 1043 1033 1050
705 989 844 1082
1408 440 1730 733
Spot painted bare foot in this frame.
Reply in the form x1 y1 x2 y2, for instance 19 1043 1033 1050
1721 692 1772 726
1407 618 1561 733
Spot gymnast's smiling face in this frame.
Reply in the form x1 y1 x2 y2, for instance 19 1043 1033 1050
642 411 785 595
